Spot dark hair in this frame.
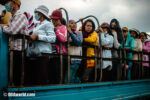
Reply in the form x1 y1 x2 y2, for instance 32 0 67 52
82 19 95 38
61 18 66 25
140 32 147 38
110 18 123 43
82 19 95 33
2 10 6 15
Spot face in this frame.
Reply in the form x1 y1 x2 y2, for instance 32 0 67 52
102 27 108 33
69 21 77 31
111 21 116 27
5 1 16 12
140 33 147 41
130 31 136 38
123 30 128 38
52 19 61 27
85 21 93 33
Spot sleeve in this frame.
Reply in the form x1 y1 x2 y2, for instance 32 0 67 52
55 26 67 43
101 34 113 46
113 32 120 49
70 31 83 46
84 32 97 43
134 40 142 51
3 14 27 35
125 38 135 50
38 23 56 43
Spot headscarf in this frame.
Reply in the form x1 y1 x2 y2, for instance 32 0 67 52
82 19 95 38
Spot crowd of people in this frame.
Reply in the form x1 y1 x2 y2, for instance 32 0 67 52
0 0 150 86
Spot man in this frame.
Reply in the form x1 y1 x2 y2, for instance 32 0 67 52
0 0 28 86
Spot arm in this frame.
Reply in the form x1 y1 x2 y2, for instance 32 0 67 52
101 34 113 46
55 26 67 43
134 39 142 51
3 14 27 35
70 31 83 46
84 32 98 43
38 23 56 43
112 32 120 49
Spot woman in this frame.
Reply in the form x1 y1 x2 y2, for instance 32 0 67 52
98 22 114 81
50 10 67 84
65 20 83 83
25 5 56 85
120 27 135 80
139 32 150 78
130 28 142 79
81 19 98 82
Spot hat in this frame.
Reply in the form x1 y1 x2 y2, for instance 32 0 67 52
129 28 140 35
122 27 128 31
101 22 110 28
35 5 49 20
50 10 62 20
11 0 21 6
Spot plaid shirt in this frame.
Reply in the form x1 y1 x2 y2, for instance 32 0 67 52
3 10 28 51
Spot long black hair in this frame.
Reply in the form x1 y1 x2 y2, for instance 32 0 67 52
110 18 123 43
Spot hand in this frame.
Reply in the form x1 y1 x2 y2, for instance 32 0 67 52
67 26 72 33
30 34 38 41
104 45 109 49
98 26 104 33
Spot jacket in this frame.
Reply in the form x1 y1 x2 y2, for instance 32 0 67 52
83 31 98 68
120 32 135 60
142 39 150 67
55 25 67 54
100 32 114 70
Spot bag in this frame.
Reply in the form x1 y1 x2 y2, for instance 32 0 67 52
26 41 41 57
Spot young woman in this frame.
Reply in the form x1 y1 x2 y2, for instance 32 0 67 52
25 5 56 85
120 27 135 80
65 20 83 83
130 28 142 79
81 19 98 82
139 32 150 78
98 22 114 81
50 10 68 84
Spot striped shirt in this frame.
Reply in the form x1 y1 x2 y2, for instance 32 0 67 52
3 10 29 51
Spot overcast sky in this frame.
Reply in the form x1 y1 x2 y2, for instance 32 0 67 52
0 0 150 33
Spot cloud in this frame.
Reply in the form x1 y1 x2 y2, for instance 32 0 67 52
0 0 150 32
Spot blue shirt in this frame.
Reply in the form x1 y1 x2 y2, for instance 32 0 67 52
33 20 56 53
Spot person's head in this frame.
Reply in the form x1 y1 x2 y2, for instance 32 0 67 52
129 28 140 39
122 27 128 38
110 18 121 30
101 22 110 33
4 0 21 13
139 32 147 41
34 5 49 22
69 20 77 31
82 19 95 33
50 10 62 27
1 10 6 17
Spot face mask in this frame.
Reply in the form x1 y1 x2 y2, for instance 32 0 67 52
5 3 13 12
34 13 40 21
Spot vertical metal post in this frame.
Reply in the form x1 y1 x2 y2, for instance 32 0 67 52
118 49 122 81
124 49 127 80
59 43 63 84
94 46 97 82
67 39 70 84
20 35 25 86
141 52 144 78
9 36 14 86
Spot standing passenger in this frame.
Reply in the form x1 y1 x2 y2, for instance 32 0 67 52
50 10 68 84
0 0 28 86
120 27 135 80
81 19 98 82
65 20 83 83
98 22 114 81
130 28 142 79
